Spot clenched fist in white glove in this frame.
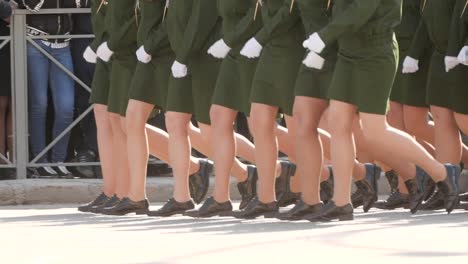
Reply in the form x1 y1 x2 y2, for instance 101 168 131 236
136 46 152 63
303 32 326 54
83 46 97 64
208 39 231 59
457 46 468 65
171 60 187 78
302 51 325 70
96 42 113 62
240 38 262 58
444 56 459 72
402 56 419 73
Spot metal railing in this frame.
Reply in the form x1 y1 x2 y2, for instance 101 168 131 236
9 8 95 179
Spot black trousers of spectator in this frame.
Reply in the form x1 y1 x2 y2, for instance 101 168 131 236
69 38 97 155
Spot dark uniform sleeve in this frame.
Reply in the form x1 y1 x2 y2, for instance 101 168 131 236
175 0 219 64
254 0 301 45
143 18 168 55
447 0 467 56
0 1 12 19
318 0 381 45
89 0 107 52
408 20 432 59
106 0 137 52
223 5 263 48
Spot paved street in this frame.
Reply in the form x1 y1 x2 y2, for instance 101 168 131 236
1 203 468 264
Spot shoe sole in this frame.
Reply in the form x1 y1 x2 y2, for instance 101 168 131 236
185 210 234 218
148 209 189 217
101 209 149 216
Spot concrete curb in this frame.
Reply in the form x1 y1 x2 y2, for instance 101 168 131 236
1 171 467 205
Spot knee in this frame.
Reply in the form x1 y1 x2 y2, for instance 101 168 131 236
209 107 234 134
249 114 275 139
294 113 318 139
108 114 122 130
125 107 148 133
165 113 189 138
328 112 353 137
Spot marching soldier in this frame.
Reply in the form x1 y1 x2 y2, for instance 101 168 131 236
305 0 459 221
78 0 119 213
94 0 141 215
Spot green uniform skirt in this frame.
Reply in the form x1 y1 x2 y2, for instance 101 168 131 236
426 51 459 110
328 34 398 115
212 52 258 115
250 40 304 116
166 55 221 125
402 48 431 108
90 60 112 105
129 55 174 110
389 47 408 104
108 55 138 116
294 56 335 100
451 64 468 115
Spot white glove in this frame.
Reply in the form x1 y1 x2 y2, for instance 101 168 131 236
444 56 459 72
171 60 187 78
136 46 152 63
457 46 468 65
302 51 325 70
207 39 231 59
240 38 263 58
402 56 419 73
303 32 326 54
83 46 97 64
96 42 113 62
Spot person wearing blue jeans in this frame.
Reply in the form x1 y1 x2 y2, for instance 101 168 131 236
27 40 75 177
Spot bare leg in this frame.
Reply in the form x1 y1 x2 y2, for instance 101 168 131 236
359 113 447 182
125 100 153 201
108 113 130 198
293 96 327 205
250 103 279 203
328 100 357 206
431 106 462 164
94 105 116 197
165 112 192 203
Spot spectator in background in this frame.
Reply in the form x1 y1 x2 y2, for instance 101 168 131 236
69 0 98 177
20 0 75 177
0 0 14 179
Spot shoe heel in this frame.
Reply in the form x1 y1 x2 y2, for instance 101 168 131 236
338 214 354 221
135 209 149 215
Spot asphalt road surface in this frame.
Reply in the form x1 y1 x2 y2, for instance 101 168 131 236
1 203 468 264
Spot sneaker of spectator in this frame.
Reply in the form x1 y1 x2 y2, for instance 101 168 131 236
54 164 73 178
72 149 97 178
35 166 59 177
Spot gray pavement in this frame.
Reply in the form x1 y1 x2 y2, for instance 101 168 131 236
1 203 468 264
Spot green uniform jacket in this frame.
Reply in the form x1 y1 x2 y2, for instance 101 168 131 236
255 0 303 45
297 0 337 66
318 0 401 55
89 0 109 52
138 0 172 57
218 0 263 51
408 0 456 58
166 0 222 64
447 0 468 56
396 0 422 51
106 0 138 55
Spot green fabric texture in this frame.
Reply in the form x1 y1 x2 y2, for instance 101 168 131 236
138 0 173 57
106 0 138 55
90 0 109 52
90 59 112 105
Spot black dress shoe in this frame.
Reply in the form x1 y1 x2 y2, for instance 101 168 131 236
320 166 334 204
78 193 109 212
419 190 445 211
456 202 468 210
90 195 121 213
404 176 425 214
101 197 149 216
420 172 436 201
305 201 353 222
354 164 380 212
237 165 258 210
184 197 233 218
278 190 301 207
275 161 295 203
189 159 212 204
276 200 323 221
234 197 278 219
351 191 363 208
437 164 460 214
148 198 195 217
459 192 468 202
374 191 409 210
